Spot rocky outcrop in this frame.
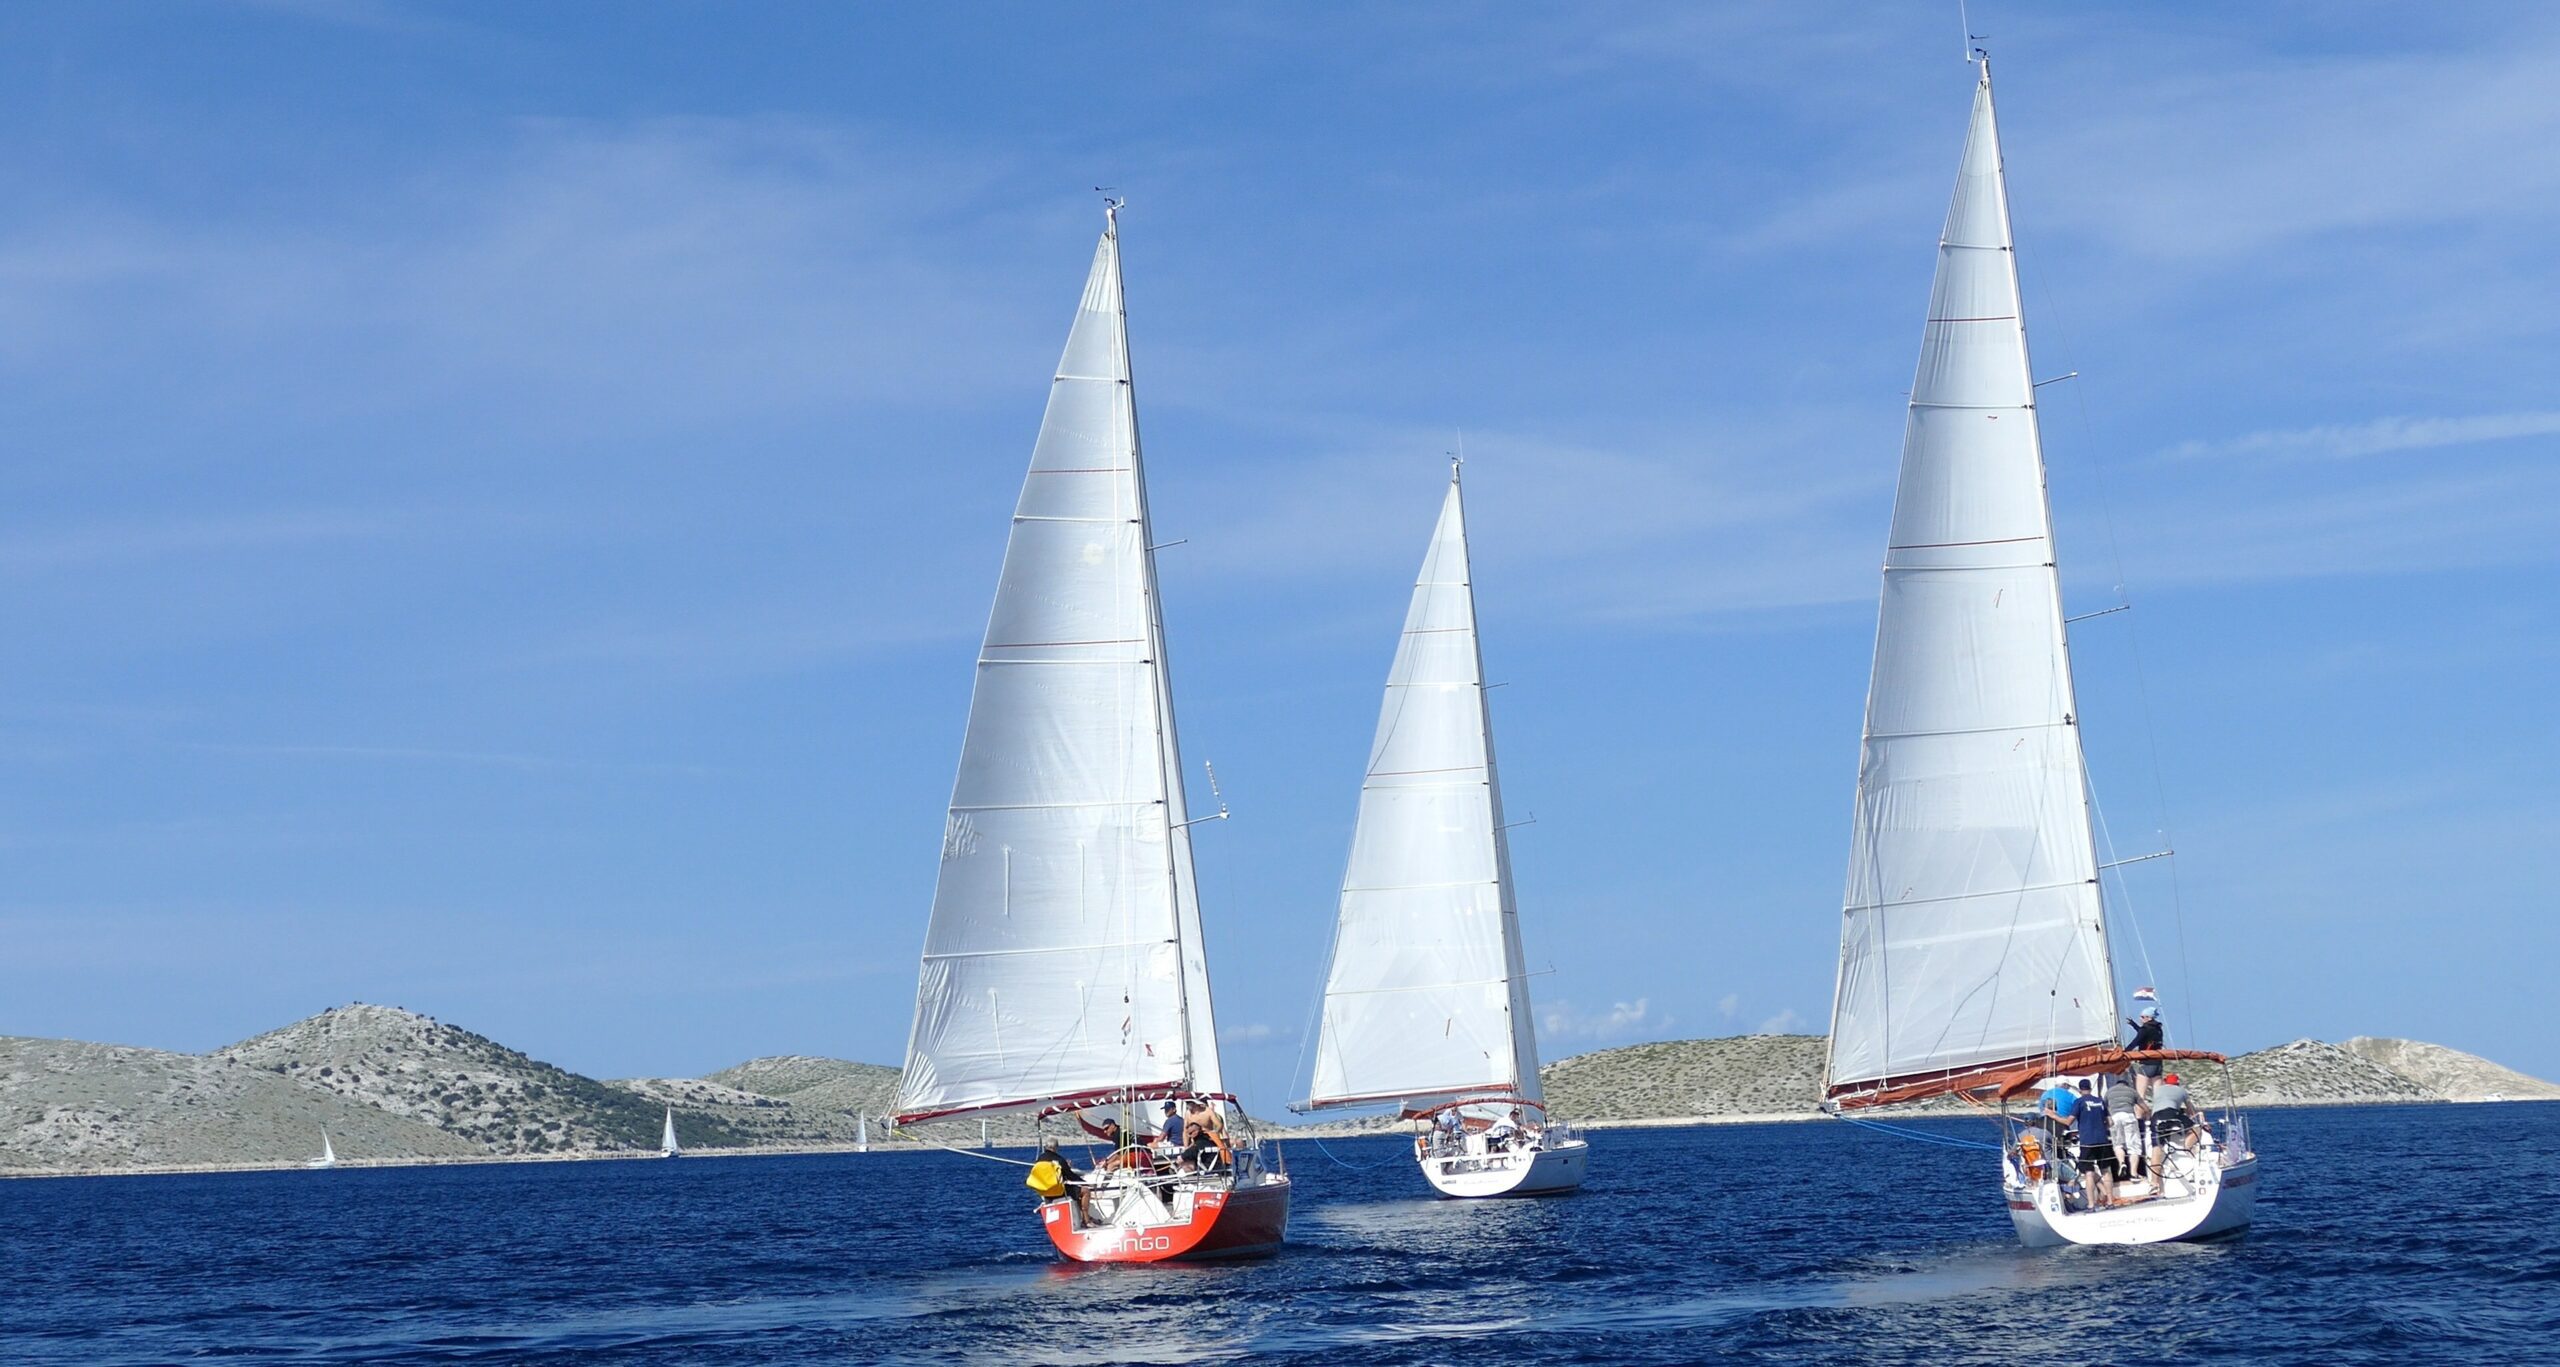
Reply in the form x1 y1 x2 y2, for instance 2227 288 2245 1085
2340 1037 2560 1102
223 1004 750 1154
2185 1038 2434 1108
1542 1034 1830 1121
0 1034 476 1172
696 1055 1053 1145
15 1008 2555 1175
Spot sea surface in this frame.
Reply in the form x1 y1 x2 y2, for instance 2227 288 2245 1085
6 1102 2555 1365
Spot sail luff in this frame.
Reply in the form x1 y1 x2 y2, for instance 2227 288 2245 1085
1302 473 1536 1110
893 214 1199 1125
1467 473 1543 1103
1109 207 1225 1099
1987 59 2120 1055
1824 60 2119 1104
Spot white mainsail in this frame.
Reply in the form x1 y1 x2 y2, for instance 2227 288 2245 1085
1303 471 1542 1111
1825 62 2117 1105
895 208 1223 1125
660 1106 680 1155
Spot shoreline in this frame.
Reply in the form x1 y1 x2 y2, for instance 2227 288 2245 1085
16 1096 2547 1180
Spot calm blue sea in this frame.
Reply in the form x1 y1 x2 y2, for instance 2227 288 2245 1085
5 1103 2554 1365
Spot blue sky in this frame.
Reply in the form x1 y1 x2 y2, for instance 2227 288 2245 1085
5 2 2557 1101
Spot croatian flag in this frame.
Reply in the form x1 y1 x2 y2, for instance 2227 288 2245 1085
2132 986 2158 1003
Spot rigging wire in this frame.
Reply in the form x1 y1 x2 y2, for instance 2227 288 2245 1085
2008 174 2204 1050
1838 1114 2003 1152
1305 1134 1403 1171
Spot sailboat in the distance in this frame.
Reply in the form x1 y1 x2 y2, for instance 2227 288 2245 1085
890 201 1290 1263
660 1105 681 1158
1820 56 2257 1247
305 1130 337 1170
1294 464 1587 1198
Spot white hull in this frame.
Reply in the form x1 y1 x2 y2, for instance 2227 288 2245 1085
2006 1150 2257 1247
1420 1136 1589 1198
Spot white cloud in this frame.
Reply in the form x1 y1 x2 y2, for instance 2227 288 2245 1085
1717 992 1741 1020
2161 412 2560 464
1754 1008 1804 1036
1218 1022 1281 1046
0 117 1047 433
1542 997 1673 1044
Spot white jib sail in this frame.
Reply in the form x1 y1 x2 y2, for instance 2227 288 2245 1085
1304 472 1542 1110
895 210 1221 1124
1825 63 2117 1101
661 1106 679 1153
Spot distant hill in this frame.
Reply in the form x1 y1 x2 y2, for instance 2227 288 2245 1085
1531 1033 2557 1123
1542 1034 1830 1121
694 1055 1054 1146
12 1008 2556 1175
0 1034 476 1171
2340 1037 2560 1102
2187 1038 2434 1108
223 1004 751 1154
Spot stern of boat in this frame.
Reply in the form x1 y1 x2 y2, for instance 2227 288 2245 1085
2005 1134 2258 1248
1419 1132 1590 1199
1041 1157 1291 1263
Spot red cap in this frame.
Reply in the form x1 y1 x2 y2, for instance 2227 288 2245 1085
2164 1073 2180 1084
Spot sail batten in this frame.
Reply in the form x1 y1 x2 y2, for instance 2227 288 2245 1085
894 216 1223 1126
1302 475 1544 1113
1824 63 2118 1105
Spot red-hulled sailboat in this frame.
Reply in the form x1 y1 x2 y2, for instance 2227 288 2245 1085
891 201 1289 1263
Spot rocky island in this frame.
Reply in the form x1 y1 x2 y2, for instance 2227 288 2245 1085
6 1004 2552 1175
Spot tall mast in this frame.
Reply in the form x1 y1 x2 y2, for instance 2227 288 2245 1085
1460 462 1543 1101
1107 200 1224 1098
1979 59 2118 1027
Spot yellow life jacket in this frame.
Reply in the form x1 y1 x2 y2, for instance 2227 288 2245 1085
1026 1160 1067 1199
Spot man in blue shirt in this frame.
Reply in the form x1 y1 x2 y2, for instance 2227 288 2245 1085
2071 1080 2118 1209
2038 1079 2080 1144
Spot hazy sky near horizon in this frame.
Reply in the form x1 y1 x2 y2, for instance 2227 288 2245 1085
5 3 2557 1099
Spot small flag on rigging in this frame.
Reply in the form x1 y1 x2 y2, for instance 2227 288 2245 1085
2132 986 2158 1003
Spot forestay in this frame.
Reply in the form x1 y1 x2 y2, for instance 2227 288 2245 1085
1303 473 1542 1111
1825 64 2117 1106
895 212 1222 1125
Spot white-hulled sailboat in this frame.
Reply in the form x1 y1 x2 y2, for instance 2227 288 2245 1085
891 202 1289 1263
660 1105 681 1158
1294 466 1588 1198
1820 58 2256 1248
305 1130 337 1169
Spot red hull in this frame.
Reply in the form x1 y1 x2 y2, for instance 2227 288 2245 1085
1039 1177 1291 1263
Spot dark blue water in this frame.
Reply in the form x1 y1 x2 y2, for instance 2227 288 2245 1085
6 1104 2554 1365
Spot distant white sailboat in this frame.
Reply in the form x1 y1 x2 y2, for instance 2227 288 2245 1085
305 1130 337 1169
660 1105 682 1158
1820 57 2257 1249
1295 464 1588 1199
857 1112 869 1153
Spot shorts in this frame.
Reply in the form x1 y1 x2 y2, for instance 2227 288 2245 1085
2153 1109 2192 1142
2135 1060 2164 1078
2076 1142 2118 1176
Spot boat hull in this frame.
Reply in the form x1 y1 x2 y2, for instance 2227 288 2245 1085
1420 1137 1589 1198
2007 1153 2257 1247
1041 1173 1291 1263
